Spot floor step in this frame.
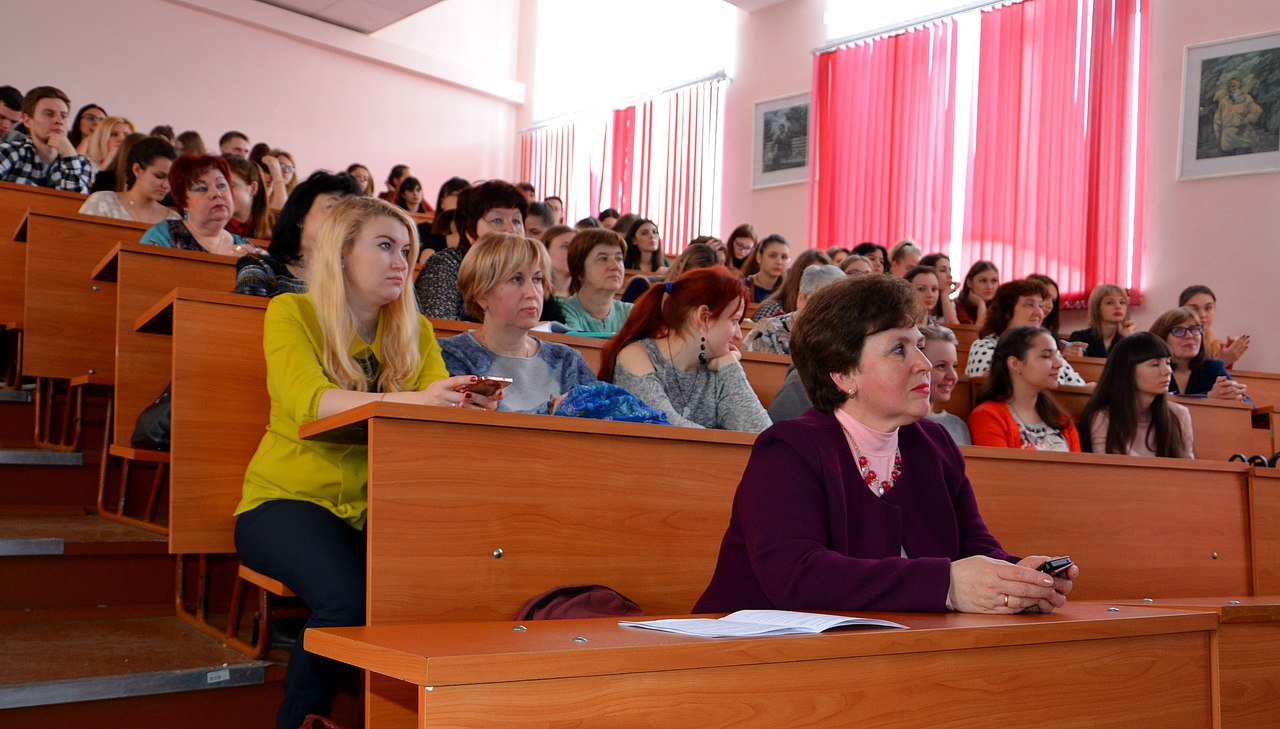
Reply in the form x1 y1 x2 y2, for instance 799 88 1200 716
0 448 84 466
0 389 33 403
0 616 269 711
0 458 102 511
0 515 171 613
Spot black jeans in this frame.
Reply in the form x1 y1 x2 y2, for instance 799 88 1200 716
235 500 366 729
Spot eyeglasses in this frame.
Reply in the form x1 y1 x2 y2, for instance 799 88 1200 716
280 165 295 173
82 114 106 124
1170 325 1204 338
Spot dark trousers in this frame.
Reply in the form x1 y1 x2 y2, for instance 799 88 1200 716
235 500 366 729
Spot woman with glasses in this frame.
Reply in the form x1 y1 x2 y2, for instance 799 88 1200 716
726 223 758 271
1149 308 1248 401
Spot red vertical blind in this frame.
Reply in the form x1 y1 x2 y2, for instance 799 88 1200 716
521 77 725 256
811 0 1148 304
813 19 958 252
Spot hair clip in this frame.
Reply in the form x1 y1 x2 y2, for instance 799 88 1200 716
665 282 673 294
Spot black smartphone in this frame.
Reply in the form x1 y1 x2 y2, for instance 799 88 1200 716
1037 556 1073 577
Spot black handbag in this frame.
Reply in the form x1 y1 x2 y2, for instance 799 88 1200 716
130 384 171 451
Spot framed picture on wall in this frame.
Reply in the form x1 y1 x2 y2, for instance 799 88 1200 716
753 92 811 188
1178 30 1280 180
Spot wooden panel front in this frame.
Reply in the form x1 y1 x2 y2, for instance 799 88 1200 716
1250 467 1280 594
966 446 1252 599
167 293 269 554
21 211 149 378
1219 621 1280 729
1233 368 1280 410
0 183 87 325
110 245 235 445
365 412 754 625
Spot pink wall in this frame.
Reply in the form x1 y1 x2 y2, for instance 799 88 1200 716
6 0 521 200
722 0 1279 371
720 0 826 246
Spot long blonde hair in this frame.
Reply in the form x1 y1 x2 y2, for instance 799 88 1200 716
83 116 135 168
308 196 422 392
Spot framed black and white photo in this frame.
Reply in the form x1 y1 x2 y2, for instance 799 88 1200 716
1179 30 1280 180
753 92 811 188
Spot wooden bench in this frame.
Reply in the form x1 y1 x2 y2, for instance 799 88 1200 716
0 182 88 328
307 604 1217 729
427 318 790 408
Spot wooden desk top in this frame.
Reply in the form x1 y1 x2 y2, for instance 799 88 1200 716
90 241 230 283
13 206 150 242
1114 596 1280 623
134 287 267 335
307 603 1216 688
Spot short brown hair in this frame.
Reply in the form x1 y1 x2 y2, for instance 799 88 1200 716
791 274 922 413
22 86 70 117
566 228 626 294
457 233 551 321
980 278 1051 338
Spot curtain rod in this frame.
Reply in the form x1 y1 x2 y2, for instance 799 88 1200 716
521 70 729 134
813 0 1022 54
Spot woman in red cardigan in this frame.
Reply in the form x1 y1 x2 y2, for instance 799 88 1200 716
967 326 1081 451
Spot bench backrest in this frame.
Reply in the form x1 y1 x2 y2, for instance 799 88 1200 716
0 183 87 325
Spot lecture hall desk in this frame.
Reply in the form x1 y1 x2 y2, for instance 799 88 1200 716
307 603 1219 729
0 181 86 327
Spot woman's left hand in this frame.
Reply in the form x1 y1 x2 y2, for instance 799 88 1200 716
706 345 742 372
1016 555 1078 610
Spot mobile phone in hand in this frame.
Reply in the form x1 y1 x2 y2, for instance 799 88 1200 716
1037 556 1073 577
459 376 513 398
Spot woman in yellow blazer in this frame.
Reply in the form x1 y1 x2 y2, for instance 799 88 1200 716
234 196 499 729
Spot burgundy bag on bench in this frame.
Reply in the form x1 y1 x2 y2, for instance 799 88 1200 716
513 584 645 621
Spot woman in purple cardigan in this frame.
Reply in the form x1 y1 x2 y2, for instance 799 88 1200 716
695 275 1079 614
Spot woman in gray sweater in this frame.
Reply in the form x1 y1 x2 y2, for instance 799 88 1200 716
598 267 770 433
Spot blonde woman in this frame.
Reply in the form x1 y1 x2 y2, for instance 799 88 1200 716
441 232 597 413
81 115 134 177
234 197 498 729
1067 284 1137 358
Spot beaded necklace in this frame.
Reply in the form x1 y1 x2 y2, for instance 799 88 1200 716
839 424 902 496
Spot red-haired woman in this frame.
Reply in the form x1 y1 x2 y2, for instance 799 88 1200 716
598 267 771 432
138 154 263 257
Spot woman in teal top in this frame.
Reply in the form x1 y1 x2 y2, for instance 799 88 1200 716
234 197 498 729
560 227 633 333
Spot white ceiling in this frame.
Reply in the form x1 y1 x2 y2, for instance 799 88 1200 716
258 0 789 33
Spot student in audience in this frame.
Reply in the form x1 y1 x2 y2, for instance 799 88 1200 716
840 253 875 275
695 235 727 266
575 216 600 229
968 326 1081 451
753 248 831 319
905 265 942 326
695 276 1076 614
851 242 889 273
1067 284 1135 358
1178 285 1250 367
955 259 999 325
600 266 770 432
740 234 791 304
0 86 26 142
253 152 288 211
544 195 563 225
379 164 409 203
598 207 620 229
235 171 363 297
89 131 144 193
139 154 259 256
541 224 575 299
150 125 175 144
79 137 179 224
623 241 721 303
744 263 844 356
419 208 459 261
396 175 427 214
271 148 298 193
826 246 850 265
223 155 273 240
919 252 959 324
889 240 923 277
727 223 758 270
175 130 205 155
517 181 537 201
416 179 527 320
1026 273 1068 346
0 86 93 193
1081 332 1193 458
921 324 971 445
442 233 597 412
1150 307 1248 401
609 213 640 246
623 218 669 273
561 228 633 332
345 164 375 196
235 196 496 729
965 279 1087 386
81 116 133 179
219 130 250 158
434 176 469 212
525 201 555 239
68 102 105 150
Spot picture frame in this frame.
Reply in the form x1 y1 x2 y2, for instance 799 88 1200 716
752 92 811 189
1178 30 1280 180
